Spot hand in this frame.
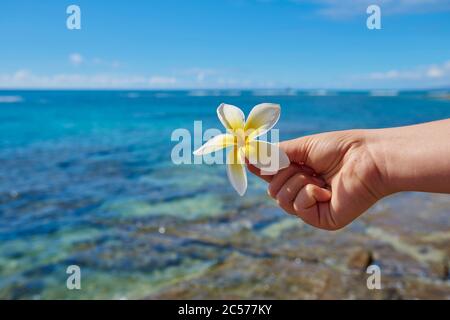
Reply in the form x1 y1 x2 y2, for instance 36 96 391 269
248 130 386 230
249 119 450 230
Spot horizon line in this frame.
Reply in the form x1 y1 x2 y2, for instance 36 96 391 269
0 87 449 92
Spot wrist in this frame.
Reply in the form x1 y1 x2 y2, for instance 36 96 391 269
363 120 450 195
362 128 399 196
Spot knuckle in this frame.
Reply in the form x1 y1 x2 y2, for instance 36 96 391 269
293 203 307 214
277 185 289 197
293 196 306 211
267 184 277 199
305 183 315 193
268 184 278 198
276 192 289 206
278 201 295 215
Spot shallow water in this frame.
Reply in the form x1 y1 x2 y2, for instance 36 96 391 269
0 90 449 299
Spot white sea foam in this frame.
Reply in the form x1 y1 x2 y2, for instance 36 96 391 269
187 90 210 97
307 89 329 96
0 95 23 103
427 90 450 99
154 92 171 98
125 92 140 99
187 90 242 97
369 90 398 97
222 90 242 96
252 89 297 96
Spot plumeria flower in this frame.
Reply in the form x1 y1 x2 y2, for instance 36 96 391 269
193 103 290 196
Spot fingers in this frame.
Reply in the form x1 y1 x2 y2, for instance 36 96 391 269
246 163 273 183
274 173 324 214
274 173 307 214
247 140 338 230
247 136 318 184
292 184 334 229
293 184 331 211
267 165 301 197
276 173 308 204
268 164 325 198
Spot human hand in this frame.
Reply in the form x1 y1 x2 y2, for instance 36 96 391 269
248 130 386 230
249 119 450 230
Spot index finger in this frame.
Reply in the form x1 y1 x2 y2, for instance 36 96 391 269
246 162 273 183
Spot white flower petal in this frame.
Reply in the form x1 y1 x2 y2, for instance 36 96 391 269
245 140 290 174
226 147 247 196
193 133 236 155
217 103 245 131
244 103 280 140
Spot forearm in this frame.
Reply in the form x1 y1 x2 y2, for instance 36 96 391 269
366 119 450 195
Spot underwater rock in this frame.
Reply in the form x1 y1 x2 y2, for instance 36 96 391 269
429 259 449 280
347 248 373 271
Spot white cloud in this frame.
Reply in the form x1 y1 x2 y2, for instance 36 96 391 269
148 76 177 85
69 53 83 66
69 54 122 68
3 62 448 89
180 68 217 83
0 60 290 89
426 65 445 78
0 68 278 89
0 70 179 89
367 60 450 81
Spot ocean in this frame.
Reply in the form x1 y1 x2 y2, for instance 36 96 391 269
1 90 449 299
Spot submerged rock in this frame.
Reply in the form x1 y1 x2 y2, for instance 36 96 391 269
347 248 373 271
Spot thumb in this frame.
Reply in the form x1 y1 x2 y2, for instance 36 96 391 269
292 184 333 229
278 136 311 167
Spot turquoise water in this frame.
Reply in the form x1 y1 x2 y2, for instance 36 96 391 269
0 90 449 299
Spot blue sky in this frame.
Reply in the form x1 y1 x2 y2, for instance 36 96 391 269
1 0 450 89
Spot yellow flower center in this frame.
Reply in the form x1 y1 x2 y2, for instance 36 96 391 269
234 129 247 148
